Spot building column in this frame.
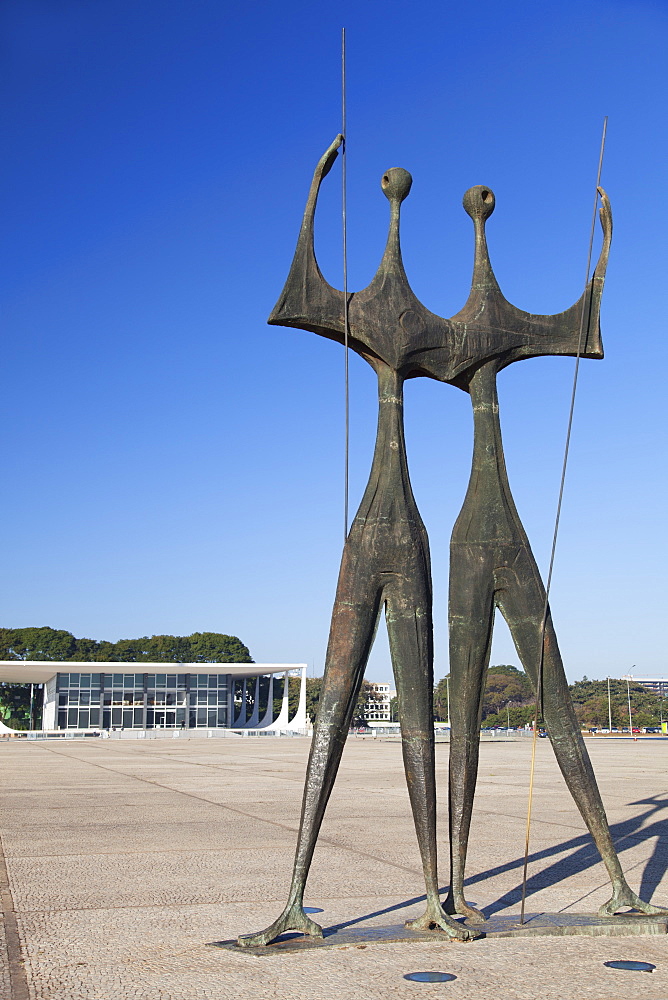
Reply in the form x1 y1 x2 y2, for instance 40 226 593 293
142 673 148 730
226 675 233 728
246 676 261 728
265 671 291 730
42 676 57 730
256 673 275 729
289 666 308 730
233 678 248 727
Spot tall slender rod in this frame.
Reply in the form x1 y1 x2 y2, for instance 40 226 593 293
607 676 612 733
520 117 608 924
341 27 350 540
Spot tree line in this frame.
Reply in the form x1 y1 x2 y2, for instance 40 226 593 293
433 667 666 729
0 626 252 664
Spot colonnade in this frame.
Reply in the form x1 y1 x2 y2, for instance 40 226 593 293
231 666 308 731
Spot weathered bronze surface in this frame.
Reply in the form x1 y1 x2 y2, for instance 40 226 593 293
237 138 663 948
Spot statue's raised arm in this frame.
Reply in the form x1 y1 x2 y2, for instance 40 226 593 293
268 135 347 343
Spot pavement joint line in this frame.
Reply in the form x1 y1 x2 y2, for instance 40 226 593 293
24 742 429 879
0 830 29 1000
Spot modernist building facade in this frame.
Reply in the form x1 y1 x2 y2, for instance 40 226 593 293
0 662 307 732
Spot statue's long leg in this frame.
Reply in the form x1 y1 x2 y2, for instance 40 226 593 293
238 543 383 946
443 542 494 923
385 573 478 941
497 545 666 916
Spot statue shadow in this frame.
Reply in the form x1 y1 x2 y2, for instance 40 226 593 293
478 793 668 917
325 793 668 932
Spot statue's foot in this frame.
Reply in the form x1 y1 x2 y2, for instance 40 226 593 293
598 882 668 918
237 902 324 947
443 892 486 924
406 901 481 941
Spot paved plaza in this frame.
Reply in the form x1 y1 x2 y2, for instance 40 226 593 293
1 735 668 999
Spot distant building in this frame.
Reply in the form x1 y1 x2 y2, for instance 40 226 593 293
0 661 307 733
364 682 392 724
622 675 668 698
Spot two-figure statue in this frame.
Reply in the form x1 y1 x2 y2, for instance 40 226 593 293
239 137 663 947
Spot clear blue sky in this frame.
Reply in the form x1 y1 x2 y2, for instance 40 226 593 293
2 0 667 683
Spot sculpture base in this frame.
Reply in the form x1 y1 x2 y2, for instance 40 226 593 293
212 912 668 955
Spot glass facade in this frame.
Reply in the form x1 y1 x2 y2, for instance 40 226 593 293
56 672 230 730
57 672 102 730
189 673 229 729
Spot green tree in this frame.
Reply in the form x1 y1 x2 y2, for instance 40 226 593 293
0 627 77 661
188 632 252 663
434 665 534 724
0 683 42 730
483 665 533 717
569 678 661 728
480 704 538 728
0 626 253 665
305 677 322 723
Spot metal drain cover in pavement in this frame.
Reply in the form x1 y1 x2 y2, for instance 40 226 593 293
604 960 655 972
404 972 457 983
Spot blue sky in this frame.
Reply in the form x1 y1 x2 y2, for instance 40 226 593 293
2 0 667 683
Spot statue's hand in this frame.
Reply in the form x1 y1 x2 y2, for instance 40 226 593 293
597 186 612 241
315 134 343 183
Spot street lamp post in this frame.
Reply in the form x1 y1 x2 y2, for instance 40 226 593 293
607 676 612 733
626 675 634 739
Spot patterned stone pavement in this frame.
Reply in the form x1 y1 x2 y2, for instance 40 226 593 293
1 735 668 999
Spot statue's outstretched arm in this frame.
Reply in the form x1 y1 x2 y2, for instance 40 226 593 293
452 186 613 366
506 187 612 361
268 136 347 340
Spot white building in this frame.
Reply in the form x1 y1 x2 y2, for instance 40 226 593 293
0 661 307 734
364 682 393 724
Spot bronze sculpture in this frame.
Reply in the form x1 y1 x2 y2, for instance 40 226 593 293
240 136 477 945
443 184 662 922
238 138 662 948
